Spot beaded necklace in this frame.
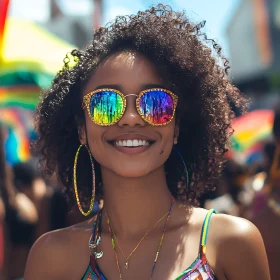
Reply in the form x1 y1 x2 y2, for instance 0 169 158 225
106 196 175 280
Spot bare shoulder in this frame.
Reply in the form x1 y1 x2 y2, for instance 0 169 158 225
24 218 94 280
209 212 271 279
210 212 261 242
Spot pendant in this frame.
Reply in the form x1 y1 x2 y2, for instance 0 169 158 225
89 243 96 255
125 261 129 269
89 235 103 259
94 250 104 259
89 244 104 259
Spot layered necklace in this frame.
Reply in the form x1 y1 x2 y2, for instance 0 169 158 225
104 209 169 270
89 196 175 280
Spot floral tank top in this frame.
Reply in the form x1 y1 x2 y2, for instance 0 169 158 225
82 209 217 280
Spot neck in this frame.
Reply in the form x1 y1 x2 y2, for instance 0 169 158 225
101 166 173 238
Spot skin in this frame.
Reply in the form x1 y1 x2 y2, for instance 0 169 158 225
24 51 270 280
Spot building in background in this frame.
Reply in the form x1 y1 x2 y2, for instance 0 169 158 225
41 0 103 49
227 0 280 109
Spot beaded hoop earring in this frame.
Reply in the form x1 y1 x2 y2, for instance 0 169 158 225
73 144 96 216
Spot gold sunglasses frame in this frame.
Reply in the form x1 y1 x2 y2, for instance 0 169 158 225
82 88 178 126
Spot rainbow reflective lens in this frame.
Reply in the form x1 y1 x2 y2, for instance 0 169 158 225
137 89 175 125
83 88 178 126
89 90 124 125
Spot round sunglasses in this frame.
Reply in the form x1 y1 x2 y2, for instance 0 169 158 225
82 88 178 126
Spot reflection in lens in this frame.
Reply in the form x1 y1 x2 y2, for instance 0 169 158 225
89 91 124 125
139 90 174 124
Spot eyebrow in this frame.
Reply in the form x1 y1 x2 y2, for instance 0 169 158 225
140 83 167 91
94 83 167 92
94 84 122 91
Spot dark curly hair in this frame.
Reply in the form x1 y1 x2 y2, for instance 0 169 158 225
33 4 248 209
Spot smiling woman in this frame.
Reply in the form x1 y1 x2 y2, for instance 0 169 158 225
24 4 271 280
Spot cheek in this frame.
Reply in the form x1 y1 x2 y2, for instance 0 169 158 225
84 116 176 177
84 118 106 155
159 125 176 159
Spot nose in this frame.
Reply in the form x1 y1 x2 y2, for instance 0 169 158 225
117 94 146 127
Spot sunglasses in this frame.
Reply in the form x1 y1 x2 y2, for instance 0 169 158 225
82 88 178 126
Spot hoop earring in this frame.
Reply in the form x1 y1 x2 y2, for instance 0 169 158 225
173 146 189 191
73 144 96 216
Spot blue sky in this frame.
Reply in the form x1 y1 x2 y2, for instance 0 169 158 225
9 0 240 56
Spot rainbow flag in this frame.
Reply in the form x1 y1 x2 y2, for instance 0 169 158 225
1 18 76 88
0 86 39 110
0 17 76 164
0 107 31 164
0 86 40 163
231 110 274 152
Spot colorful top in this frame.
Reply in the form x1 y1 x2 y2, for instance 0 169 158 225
82 209 217 280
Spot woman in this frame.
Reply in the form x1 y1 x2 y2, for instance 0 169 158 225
25 5 270 280
0 125 38 280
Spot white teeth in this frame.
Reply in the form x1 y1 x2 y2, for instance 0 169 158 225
144 140 149 146
132 140 138 147
114 139 151 147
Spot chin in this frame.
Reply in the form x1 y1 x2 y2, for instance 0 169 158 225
111 164 155 178
115 168 151 178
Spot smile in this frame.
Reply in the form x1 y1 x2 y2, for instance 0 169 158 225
107 135 156 155
114 139 151 147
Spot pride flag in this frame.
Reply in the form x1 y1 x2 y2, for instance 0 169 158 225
1 18 76 88
0 108 31 164
0 17 76 164
231 110 274 152
0 86 39 110
0 86 39 163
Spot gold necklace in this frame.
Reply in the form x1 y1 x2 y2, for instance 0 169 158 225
105 196 175 280
104 209 169 269
267 197 280 216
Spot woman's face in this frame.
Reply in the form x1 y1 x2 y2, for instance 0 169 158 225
80 51 178 178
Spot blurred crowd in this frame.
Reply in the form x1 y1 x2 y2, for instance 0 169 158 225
0 111 280 279
0 124 96 280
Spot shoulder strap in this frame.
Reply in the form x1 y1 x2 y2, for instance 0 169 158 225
199 209 216 256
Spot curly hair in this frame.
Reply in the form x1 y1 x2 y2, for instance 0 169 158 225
33 4 248 208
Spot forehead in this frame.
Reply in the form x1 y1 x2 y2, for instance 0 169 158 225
83 51 163 94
